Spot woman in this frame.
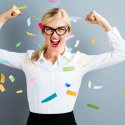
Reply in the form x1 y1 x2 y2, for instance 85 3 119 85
0 5 125 125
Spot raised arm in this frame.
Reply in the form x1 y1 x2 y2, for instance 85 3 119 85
0 5 26 70
80 10 125 73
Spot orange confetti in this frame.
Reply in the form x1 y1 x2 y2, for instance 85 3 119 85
66 90 77 96
0 84 5 92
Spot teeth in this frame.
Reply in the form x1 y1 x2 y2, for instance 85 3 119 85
51 40 59 42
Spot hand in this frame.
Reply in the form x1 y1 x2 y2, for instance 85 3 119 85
85 10 112 32
2 5 22 20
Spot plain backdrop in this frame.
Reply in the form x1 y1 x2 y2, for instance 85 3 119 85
0 0 125 125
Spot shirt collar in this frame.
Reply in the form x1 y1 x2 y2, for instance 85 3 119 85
39 46 72 64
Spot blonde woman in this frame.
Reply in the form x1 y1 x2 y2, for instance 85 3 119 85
0 5 125 125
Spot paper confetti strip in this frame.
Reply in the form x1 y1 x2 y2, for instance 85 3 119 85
91 39 96 45
0 73 5 83
38 23 44 29
88 80 92 89
27 17 31 27
16 5 28 10
27 32 36 36
86 104 100 110
0 84 5 92
16 42 21 48
9 75 15 83
93 86 103 89
66 90 77 96
65 82 71 87
71 16 82 20
63 66 75 72
66 34 75 41
0 60 9 64
16 90 23 94
120 90 125 94
32 16 40 22
74 40 80 47
41 93 57 103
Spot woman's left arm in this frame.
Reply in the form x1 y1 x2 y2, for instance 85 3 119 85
80 10 125 72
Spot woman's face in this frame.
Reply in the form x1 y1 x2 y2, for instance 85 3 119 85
42 17 71 51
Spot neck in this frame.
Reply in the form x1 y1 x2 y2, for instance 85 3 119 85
44 46 66 60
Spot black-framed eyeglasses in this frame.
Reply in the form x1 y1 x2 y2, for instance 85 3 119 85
42 26 69 36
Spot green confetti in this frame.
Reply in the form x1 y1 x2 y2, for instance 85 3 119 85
16 42 21 48
9 75 15 83
63 66 75 72
86 104 100 110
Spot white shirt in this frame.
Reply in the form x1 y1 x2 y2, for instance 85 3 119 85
0 27 125 114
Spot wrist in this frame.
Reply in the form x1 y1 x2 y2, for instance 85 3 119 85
99 20 112 32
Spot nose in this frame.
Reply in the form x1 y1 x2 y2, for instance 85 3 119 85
51 30 59 37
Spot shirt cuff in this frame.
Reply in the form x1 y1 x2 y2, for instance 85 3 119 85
106 27 124 42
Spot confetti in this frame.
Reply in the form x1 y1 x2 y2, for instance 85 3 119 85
66 34 75 41
16 42 21 48
93 86 103 89
16 90 23 94
120 90 125 94
26 32 36 36
0 73 5 83
27 17 31 27
91 38 96 45
0 60 9 64
41 93 57 103
38 23 44 29
32 16 40 22
83 63 89 67
29 78 36 88
71 16 82 20
63 66 75 72
70 17 77 22
65 82 71 87
66 90 77 96
0 84 5 92
16 5 28 10
86 104 100 110
38 43 44 49
88 80 92 89
9 75 15 83
68 47 73 52
74 40 80 47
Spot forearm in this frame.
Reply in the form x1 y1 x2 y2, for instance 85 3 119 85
99 19 113 32
0 13 8 28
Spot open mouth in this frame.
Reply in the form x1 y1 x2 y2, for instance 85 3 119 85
50 39 60 47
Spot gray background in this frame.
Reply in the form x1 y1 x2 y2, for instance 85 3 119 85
0 0 125 125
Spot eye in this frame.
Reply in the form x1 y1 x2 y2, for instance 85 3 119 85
45 27 53 31
57 27 66 31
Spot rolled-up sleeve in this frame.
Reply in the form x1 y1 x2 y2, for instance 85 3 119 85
0 49 26 70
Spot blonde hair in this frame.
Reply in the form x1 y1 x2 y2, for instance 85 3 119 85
31 8 71 61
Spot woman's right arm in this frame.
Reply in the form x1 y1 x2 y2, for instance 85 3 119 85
0 5 22 28
0 6 26 70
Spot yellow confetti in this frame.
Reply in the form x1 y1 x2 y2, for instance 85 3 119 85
0 73 5 84
26 32 36 36
0 84 5 92
66 90 77 96
91 38 96 45
16 5 28 10
16 90 23 94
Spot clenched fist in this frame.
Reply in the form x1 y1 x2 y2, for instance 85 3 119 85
2 5 22 20
85 10 112 32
